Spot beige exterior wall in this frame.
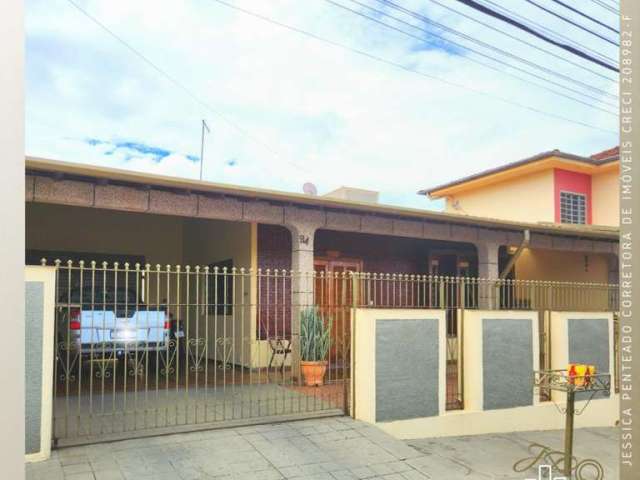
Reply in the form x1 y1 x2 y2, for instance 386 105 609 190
444 170 555 223
514 249 612 310
592 169 619 226
182 217 254 366
183 218 252 270
515 248 609 283
26 203 185 266
26 203 252 268
2 1 25 475
324 187 379 204
379 395 619 439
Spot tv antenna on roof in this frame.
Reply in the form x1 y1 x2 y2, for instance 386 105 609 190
303 182 318 195
199 119 211 180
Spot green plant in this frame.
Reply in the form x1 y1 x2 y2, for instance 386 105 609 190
300 307 332 362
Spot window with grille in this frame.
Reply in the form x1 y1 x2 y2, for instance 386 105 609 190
208 258 234 315
559 191 587 224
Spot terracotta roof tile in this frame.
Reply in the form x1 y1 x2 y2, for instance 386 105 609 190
590 146 619 161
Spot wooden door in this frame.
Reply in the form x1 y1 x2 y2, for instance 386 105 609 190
314 257 361 369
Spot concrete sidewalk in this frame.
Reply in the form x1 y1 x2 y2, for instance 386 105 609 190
406 426 618 479
26 417 618 480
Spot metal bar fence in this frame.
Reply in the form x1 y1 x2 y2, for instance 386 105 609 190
48 261 353 446
43 259 619 444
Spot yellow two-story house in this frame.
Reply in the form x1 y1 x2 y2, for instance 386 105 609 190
419 147 619 284
421 147 619 227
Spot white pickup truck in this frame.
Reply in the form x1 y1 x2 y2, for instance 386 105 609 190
57 286 181 357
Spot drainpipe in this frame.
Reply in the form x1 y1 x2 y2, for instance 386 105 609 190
499 229 530 279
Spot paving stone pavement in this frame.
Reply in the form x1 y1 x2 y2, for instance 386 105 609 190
26 417 618 480
406 426 618 480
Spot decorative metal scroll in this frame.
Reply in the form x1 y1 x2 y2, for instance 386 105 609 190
513 443 604 480
513 370 611 480
57 341 80 382
188 337 207 373
93 351 117 379
216 337 233 369
159 339 178 376
127 350 147 377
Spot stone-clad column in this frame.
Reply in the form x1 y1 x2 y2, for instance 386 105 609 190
289 223 316 304
475 242 500 309
286 221 318 377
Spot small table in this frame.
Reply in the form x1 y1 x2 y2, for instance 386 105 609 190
268 338 291 371
514 369 611 479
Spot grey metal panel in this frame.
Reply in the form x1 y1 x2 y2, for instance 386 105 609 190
483 319 534 410
568 318 610 400
25 282 44 455
375 319 439 422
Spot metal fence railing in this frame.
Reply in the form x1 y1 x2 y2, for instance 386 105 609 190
352 273 619 312
41 259 619 444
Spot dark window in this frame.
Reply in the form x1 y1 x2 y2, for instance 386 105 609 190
560 192 587 224
27 250 146 307
208 259 234 315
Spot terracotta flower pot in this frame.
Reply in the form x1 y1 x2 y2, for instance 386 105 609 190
300 360 328 386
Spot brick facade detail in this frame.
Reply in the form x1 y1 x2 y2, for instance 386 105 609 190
257 224 292 339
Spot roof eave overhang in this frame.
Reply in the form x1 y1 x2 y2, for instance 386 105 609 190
25 156 619 241
422 155 620 199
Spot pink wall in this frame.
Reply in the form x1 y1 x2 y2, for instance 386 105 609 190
554 169 592 224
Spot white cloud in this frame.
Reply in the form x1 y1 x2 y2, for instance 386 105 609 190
26 0 619 209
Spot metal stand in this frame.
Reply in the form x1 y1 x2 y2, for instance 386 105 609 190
564 389 575 477
513 370 610 479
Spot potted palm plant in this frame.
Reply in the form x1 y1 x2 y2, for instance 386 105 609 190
300 307 332 386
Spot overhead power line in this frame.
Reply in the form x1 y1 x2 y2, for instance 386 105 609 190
589 0 619 16
329 0 617 113
368 0 617 104
454 0 618 72
65 0 311 175
470 0 619 66
524 0 618 46
209 0 616 134
423 0 616 83
479 0 617 66
549 0 619 34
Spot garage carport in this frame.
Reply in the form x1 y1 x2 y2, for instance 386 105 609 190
26 202 342 446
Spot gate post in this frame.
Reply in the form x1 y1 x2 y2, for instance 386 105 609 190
25 265 57 461
458 277 465 407
349 272 359 417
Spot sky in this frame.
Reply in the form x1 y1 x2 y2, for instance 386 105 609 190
26 0 619 209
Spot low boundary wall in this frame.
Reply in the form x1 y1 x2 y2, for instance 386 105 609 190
353 309 619 439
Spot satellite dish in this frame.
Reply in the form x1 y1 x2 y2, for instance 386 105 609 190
303 182 318 196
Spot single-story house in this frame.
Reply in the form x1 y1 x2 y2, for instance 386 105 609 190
26 156 618 362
